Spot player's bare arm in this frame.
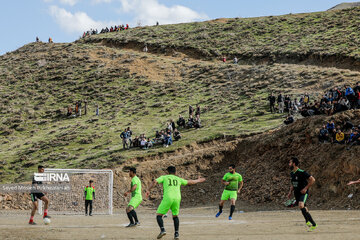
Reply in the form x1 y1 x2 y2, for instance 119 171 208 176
300 176 315 194
145 179 158 198
186 177 206 185
347 179 360 185
221 179 229 186
124 184 137 197
237 181 243 194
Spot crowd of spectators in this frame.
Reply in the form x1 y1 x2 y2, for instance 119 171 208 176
318 118 360 149
268 82 360 125
81 24 129 38
120 105 202 150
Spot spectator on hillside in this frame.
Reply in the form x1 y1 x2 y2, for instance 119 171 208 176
36 37 40 42
177 115 185 128
120 128 130 149
147 138 153 148
140 137 147 149
170 120 176 132
356 89 360 108
196 105 201 116
194 115 201 128
155 131 161 139
187 115 194 128
173 129 181 141
133 136 140 147
48 37 53 43
277 93 284 113
339 97 350 111
127 127 133 146
84 101 87 115
284 95 291 112
326 120 336 139
96 104 99 116
189 105 194 117
334 130 345 144
156 21 159 26
318 125 330 143
222 56 226 63
164 133 172 147
303 93 310 107
143 44 148 52
347 129 360 150
284 114 294 125
345 85 355 98
268 93 276 113
166 122 173 133
233 57 238 64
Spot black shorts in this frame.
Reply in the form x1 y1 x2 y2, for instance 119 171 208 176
30 193 45 202
294 192 309 206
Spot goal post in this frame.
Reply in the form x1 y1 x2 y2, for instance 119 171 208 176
38 169 113 215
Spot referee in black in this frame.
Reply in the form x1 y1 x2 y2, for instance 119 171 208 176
287 157 317 231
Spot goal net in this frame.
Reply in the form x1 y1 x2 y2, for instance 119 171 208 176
38 169 113 215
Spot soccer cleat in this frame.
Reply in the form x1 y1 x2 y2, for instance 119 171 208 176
157 230 166 239
43 215 51 219
308 225 317 232
85 213 88 216
126 223 136 228
135 222 140 226
174 232 179 240
29 221 37 225
306 221 312 228
228 216 232 220
215 212 222 218
89 213 92 216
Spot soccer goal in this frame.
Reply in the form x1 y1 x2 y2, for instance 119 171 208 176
38 169 113 215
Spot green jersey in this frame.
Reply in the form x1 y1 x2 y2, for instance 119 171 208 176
84 186 95 200
222 172 242 191
131 175 142 198
156 175 188 200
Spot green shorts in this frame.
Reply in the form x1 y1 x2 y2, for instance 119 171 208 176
128 196 142 209
221 190 237 201
157 198 181 216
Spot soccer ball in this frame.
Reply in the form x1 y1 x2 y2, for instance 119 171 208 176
44 218 51 225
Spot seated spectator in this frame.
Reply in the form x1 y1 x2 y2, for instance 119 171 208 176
164 133 172 147
334 130 345 144
339 97 350 111
140 138 147 149
233 57 238 64
155 130 161 139
347 129 360 150
177 115 186 128
170 120 176 132
133 136 139 147
194 115 202 128
67 106 72 116
318 125 330 143
187 115 194 128
356 89 360 108
284 114 294 125
323 101 334 116
147 138 153 148
173 129 181 141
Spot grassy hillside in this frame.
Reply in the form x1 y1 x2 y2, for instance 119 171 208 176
85 7 360 65
1 8 360 184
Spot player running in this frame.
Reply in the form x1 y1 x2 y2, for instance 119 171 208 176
215 164 243 220
124 167 142 227
287 157 317 231
29 165 51 225
145 166 205 240
84 180 95 216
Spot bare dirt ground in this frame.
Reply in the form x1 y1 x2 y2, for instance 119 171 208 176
1 207 360 240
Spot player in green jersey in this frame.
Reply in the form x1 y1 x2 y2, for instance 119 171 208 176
84 180 95 216
124 167 142 227
145 166 205 240
215 164 243 220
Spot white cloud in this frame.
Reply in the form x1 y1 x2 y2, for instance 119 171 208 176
49 5 116 33
118 0 208 26
92 0 113 4
59 0 80 6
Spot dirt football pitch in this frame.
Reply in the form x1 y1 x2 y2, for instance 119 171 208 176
1 207 360 240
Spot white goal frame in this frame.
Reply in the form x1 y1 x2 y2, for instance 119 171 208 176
38 168 113 215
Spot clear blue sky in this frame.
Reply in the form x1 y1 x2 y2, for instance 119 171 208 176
0 0 349 55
